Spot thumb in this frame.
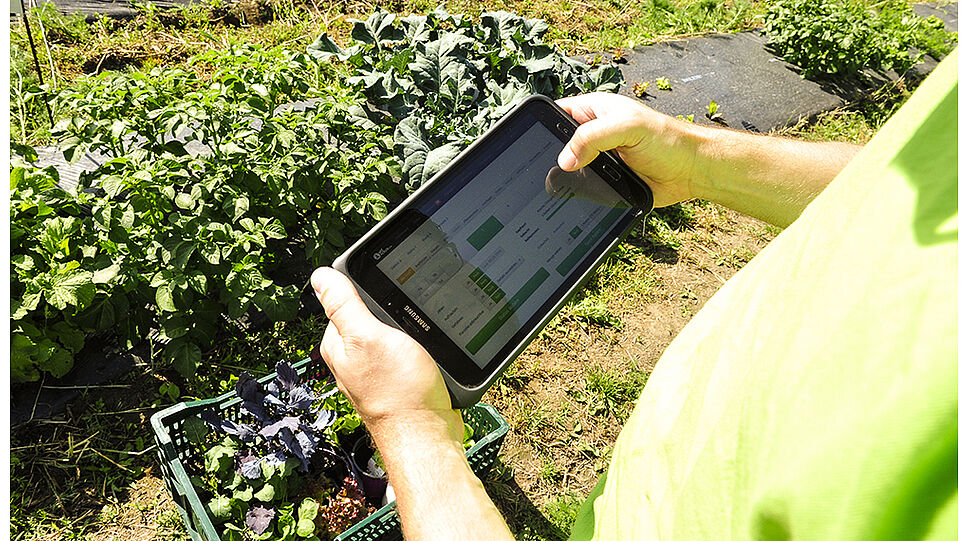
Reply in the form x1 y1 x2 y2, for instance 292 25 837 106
311 267 379 336
557 116 641 172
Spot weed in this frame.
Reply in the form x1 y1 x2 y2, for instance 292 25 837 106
567 297 624 330
543 492 584 532
632 80 650 97
539 456 563 483
713 247 756 268
764 0 956 79
706 99 724 123
655 76 672 90
575 363 649 420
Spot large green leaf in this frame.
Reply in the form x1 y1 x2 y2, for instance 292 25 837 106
394 115 464 188
41 348 74 378
410 32 476 98
47 270 95 310
39 216 79 258
207 495 233 522
155 284 177 312
306 34 349 61
92 263 121 284
51 321 85 353
252 286 299 322
350 9 404 45
166 339 202 377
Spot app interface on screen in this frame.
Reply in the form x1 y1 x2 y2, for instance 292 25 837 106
377 123 629 368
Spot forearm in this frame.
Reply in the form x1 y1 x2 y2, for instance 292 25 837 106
687 122 861 227
370 412 514 541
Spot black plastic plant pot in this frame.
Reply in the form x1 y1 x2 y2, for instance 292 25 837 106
150 354 509 541
350 436 388 504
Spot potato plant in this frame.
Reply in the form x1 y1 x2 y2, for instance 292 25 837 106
11 45 402 381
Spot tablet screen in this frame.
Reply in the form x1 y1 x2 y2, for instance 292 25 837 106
372 120 631 369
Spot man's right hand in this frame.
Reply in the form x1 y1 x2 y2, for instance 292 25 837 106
556 92 861 227
556 92 702 208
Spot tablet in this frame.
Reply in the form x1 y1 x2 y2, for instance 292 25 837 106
333 95 653 408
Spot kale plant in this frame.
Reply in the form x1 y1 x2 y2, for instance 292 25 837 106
308 7 624 190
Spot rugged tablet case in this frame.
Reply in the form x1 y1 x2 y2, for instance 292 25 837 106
333 94 652 409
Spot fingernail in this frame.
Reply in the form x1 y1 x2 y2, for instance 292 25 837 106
557 147 578 170
310 267 332 295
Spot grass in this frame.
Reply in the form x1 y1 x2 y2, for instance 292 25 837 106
7 0 942 539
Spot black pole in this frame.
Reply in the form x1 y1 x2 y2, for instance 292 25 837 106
19 0 55 127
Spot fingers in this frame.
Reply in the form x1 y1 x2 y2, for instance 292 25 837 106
556 95 599 124
311 267 378 336
557 116 642 171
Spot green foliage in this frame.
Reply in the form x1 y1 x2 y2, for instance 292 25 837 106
578 363 649 420
763 0 957 79
10 44 401 381
308 7 624 190
543 492 583 533
634 202 696 250
568 297 623 330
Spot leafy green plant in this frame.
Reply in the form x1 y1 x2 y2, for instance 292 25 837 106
308 7 624 190
655 76 672 90
763 0 957 79
10 44 401 381
705 99 723 122
195 360 366 540
632 81 650 97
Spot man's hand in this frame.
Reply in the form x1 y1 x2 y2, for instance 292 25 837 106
556 92 861 227
556 92 701 208
311 266 462 442
311 266 515 541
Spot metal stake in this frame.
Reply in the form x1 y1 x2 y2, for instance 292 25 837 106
18 0 56 127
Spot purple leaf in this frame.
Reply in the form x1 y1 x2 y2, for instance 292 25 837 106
237 450 262 480
259 416 300 439
264 393 285 408
295 429 321 460
242 399 268 423
199 409 257 442
246 505 275 535
278 427 311 471
311 408 338 431
235 372 262 403
287 383 316 412
262 451 287 468
236 372 269 421
276 361 299 393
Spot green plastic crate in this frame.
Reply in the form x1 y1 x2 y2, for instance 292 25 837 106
150 355 509 541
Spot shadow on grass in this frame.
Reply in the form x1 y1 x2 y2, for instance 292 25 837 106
484 460 572 541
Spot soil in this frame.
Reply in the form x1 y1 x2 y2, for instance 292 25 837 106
87 474 181 541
